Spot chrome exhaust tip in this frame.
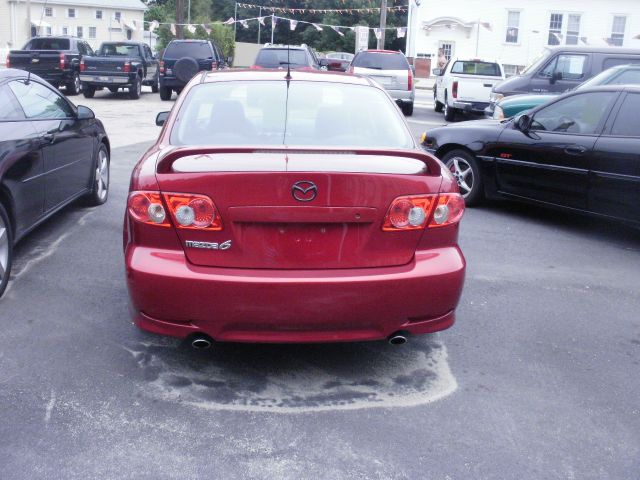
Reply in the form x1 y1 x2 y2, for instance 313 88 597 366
388 333 408 345
191 336 213 350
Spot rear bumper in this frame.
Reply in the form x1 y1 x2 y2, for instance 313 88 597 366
80 74 133 86
452 101 490 114
38 70 74 86
126 245 465 343
159 76 186 89
387 89 415 104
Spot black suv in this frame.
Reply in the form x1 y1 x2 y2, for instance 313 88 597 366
159 39 228 100
252 44 325 70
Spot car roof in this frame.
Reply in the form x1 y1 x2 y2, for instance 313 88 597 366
545 45 640 55
199 69 373 86
0 68 32 81
575 85 640 93
261 45 307 50
169 39 209 44
360 49 404 55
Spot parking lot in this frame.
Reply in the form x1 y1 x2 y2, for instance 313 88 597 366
1 86 639 479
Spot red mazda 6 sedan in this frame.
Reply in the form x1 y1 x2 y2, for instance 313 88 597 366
124 70 466 347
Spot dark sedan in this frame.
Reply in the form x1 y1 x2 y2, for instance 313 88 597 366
0 69 110 297
422 85 640 226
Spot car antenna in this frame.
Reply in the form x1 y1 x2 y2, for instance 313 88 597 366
26 70 31 85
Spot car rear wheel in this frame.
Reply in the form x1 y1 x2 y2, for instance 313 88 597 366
83 85 96 98
152 74 160 93
442 149 483 206
434 91 444 112
402 102 414 116
443 95 456 122
160 86 172 101
0 203 13 299
66 71 82 96
85 144 110 206
129 75 142 100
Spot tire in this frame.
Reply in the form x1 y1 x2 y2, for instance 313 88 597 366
174 57 200 83
85 144 110 206
66 71 82 96
0 203 13 299
108 87 119 93
402 102 414 116
441 149 483 206
434 91 444 113
128 75 141 100
160 86 172 101
83 85 96 98
151 74 160 93
443 95 456 122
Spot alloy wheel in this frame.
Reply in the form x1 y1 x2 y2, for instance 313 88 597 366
0 215 8 282
95 148 109 201
446 156 474 197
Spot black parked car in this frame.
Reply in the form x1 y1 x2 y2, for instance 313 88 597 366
80 42 159 99
422 86 640 227
159 39 228 100
0 69 110 297
7 36 94 96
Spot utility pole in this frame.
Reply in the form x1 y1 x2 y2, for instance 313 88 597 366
188 0 191 26
26 0 32 41
271 14 274 44
257 7 261 44
176 0 184 39
377 0 387 49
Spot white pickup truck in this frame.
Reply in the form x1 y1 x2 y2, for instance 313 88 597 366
433 59 505 121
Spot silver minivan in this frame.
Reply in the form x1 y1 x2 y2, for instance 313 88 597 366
350 50 415 116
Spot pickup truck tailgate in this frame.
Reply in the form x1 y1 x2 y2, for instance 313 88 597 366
454 75 499 102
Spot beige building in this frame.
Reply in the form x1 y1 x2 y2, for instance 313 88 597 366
1 0 147 64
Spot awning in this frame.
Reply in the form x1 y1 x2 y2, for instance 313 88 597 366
31 18 51 28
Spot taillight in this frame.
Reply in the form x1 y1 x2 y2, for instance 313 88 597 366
383 193 465 231
163 193 222 230
127 192 170 227
123 62 131 73
452 80 458 99
407 68 413 91
159 60 165 73
429 194 465 228
59 53 65 70
210 61 218 70
382 195 437 231
5 55 10 69
80 59 85 72
250 65 263 70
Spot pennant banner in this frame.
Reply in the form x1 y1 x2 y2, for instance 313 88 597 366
235 2 408 15
373 28 382 40
397 27 406 38
290 19 297 31
332 26 344 37
187 24 196 34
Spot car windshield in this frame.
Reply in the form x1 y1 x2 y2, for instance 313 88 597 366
100 43 139 56
255 49 308 68
520 49 551 75
351 52 408 70
171 80 414 148
577 66 640 89
450 61 502 76
24 38 70 50
164 42 212 60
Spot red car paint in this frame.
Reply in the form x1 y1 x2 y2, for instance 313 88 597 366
124 70 466 344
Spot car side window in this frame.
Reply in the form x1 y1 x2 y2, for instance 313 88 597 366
0 84 25 121
84 42 94 56
8 80 74 120
530 92 615 134
539 54 586 80
609 93 640 137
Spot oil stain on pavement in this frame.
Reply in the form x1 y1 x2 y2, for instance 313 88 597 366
123 335 457 413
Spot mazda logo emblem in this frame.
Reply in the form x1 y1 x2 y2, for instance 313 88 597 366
291 181 318 202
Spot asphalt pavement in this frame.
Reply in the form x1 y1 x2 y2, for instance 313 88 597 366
0 87 639 479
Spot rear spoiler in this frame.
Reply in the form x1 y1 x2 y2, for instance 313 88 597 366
156 146 442 176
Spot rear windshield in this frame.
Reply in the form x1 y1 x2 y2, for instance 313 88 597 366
255 49 308 68
578 67 640 89
99 43 140 57
170 80 413 149
24 38 70 50
450 61 501 76
351 52 408 70
164 42 212 60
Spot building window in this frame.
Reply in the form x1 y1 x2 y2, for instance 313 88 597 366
62 26 68 35
68 8 76 18
96 10 103 20
127 29 132 40
503 64 523 77
505 11 520 44
566 15 581 45
114 12 122 22
45 26 52 36
611 16 626 46
44 7 53 17
77 26 83 38
548 13 563 45
438 42 453 63
89 27 97 38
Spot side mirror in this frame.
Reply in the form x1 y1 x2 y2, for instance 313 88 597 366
550 71 562 84
156 111 169 127
432 68 441 76
76 105 95 120
515 114 532 132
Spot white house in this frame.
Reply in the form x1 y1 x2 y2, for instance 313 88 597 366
406 0 640 77
0 0 147 63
